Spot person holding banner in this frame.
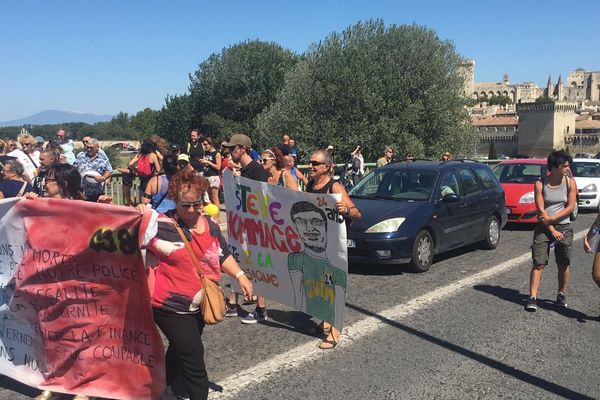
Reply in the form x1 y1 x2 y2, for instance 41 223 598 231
29 163 93 400
140 169 253 400
239 147 299 324
304 149 361 349
222 133 268 319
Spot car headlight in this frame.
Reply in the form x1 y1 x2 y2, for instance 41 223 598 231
519 191 534 204
581 183 597 193
366 218 406 233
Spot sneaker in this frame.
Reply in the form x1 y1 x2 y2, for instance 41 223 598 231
525 297 538 312
241 308 268 324
556 292 568 307
225 303 238 317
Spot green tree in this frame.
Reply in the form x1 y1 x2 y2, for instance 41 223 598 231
155 94 193 146
488 140 498 159
488 95 512 106
129 108 159 140
255 20 477 161
535 95 554 103
189 40 298 139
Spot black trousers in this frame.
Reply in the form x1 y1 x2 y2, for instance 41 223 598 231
153 308 208 400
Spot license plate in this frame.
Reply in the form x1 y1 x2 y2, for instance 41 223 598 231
347 239 356 248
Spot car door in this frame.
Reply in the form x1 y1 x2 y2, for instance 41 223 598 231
434 170 473 251
457 167 486 243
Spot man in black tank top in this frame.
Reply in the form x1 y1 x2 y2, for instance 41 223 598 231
186 129 205 175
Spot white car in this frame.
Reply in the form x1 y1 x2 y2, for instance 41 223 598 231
572 158 600 210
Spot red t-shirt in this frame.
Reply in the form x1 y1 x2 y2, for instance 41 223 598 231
147 213 229 313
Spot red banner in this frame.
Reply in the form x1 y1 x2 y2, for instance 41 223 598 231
0 198 165 399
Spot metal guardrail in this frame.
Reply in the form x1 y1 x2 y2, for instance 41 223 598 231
106 160 503 205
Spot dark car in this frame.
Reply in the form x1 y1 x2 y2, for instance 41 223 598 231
347 160 507 272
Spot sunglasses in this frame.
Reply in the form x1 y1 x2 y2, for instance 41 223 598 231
259 158 275 164
178 200 204 208
308 160 326 166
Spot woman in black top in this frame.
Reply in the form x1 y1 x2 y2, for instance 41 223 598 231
305 149 361 350
199 137 222 208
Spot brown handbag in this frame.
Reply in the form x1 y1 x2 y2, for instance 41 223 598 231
172 218 226 325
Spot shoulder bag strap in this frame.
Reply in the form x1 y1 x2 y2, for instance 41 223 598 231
171 217 206 280
17 181 28 197
24 152 38 168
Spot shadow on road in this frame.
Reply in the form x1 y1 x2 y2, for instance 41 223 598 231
346 301 596 400
473 284 596 323
259 309 322 339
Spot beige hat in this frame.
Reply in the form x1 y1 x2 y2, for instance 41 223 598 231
177 154 190 163
222 133 252 148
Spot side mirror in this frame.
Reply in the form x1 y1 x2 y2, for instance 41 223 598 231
442 193 460 203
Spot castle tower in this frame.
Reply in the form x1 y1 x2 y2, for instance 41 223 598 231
556 75 564 100
458 59 475 97
516 101 576 156
545 75 553 98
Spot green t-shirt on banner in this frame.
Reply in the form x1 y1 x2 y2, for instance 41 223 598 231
288 252 347 323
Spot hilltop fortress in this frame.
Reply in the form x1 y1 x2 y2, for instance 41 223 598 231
460 60 600 157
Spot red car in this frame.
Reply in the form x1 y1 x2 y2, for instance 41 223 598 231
493 159 547 224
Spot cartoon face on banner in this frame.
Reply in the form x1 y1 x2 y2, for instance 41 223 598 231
223 170 348 330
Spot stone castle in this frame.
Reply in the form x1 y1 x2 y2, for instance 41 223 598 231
462 60 600 157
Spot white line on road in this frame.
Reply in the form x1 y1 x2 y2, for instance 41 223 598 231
210 229 588 399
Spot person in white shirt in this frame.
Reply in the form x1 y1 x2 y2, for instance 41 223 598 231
7 133 40 182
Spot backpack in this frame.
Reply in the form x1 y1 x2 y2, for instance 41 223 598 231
136 154 153 178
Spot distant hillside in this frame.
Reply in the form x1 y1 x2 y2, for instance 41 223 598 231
0 110 113 127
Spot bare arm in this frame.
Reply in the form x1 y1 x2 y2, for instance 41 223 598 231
151 153 162 174
128 154 139 168
141 176 159 205
221 255 253 300
284 170 299 191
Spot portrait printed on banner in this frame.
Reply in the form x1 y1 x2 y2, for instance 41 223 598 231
287 201 347 326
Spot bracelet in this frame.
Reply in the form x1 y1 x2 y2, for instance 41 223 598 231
235 270 246 279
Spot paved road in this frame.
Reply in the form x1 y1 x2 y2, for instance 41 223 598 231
2 212 599 399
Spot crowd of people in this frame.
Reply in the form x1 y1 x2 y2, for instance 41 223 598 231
0 129 363 400
4 129 600 400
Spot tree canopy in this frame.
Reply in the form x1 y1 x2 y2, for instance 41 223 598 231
255 20 476 161
188 40 298 139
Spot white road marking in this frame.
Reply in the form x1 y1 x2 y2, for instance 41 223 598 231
210 229 588 399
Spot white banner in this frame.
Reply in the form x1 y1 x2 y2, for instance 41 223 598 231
223 170 348 330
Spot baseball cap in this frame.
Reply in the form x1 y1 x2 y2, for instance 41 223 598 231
222 133 252 149
177 154 190 163
34 136 45 143
326 145 334 150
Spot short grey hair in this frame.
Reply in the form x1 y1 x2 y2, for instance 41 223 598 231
4 159 25 177
313 149 332 166
87 138 99 147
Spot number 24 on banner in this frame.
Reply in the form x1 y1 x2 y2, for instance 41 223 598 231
89 228 138 255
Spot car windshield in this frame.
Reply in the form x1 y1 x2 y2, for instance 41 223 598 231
571 161 600 177
494 163 546 184
350 169 437 201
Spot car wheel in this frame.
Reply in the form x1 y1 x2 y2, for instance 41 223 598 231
482 215 500 250
410 230 433 272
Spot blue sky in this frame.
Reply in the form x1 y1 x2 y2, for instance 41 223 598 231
1 0 598 121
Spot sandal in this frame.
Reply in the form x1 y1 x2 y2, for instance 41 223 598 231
318 334 339 350
319 322 331 335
